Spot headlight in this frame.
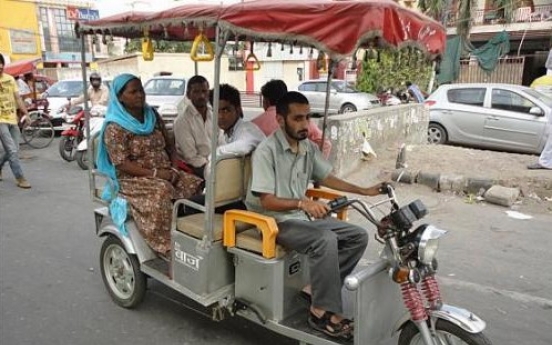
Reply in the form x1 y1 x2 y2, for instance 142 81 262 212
418 225 447 264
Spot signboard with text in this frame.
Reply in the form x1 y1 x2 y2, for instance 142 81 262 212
67 7 100 21
9 29 37 54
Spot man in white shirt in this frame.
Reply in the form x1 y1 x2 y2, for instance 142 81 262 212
173 75 213 178
213 83 265 157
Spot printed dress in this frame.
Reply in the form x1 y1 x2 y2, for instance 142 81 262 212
104 123 203 254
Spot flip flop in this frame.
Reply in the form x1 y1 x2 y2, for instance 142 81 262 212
308 311 353 340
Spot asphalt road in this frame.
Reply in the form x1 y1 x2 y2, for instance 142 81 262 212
1 139 551 345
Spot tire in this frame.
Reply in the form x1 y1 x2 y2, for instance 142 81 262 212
427 123 448 145
21 112 55 149
58 136 77 162
339 103 357 113
75 150 91 170
100 235 147 308
398 319 492 345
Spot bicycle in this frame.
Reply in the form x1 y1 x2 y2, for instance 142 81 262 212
19 99 55 149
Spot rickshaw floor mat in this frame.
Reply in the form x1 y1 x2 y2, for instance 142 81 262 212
143 258 170 277
280 309 352 344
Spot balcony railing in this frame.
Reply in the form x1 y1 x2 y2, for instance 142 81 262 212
444 4 552 27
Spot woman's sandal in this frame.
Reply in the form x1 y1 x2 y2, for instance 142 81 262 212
308 311 353 340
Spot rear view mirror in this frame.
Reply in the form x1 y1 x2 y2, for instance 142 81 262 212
529 107 544 116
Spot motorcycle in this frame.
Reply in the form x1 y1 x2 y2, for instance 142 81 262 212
58 106 85 162
377 89 402 106
75 105 106 170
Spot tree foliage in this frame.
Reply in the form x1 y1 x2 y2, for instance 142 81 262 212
124 39 193 54
356 47 433 94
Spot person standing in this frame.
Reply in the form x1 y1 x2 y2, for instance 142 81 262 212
246 91 387 340
0 53 32 188
173 75 213 178
252 79 331 157
527 118 552 170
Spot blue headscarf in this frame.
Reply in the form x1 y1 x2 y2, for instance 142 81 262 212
96 73 157 236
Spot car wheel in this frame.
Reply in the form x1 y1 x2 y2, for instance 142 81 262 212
339 103 357 113
428 123 448 144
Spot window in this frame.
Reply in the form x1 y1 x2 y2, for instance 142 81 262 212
447 88 486 106
299 83 316 92
491 89 537 114
52 8 82 53
39 7 52 51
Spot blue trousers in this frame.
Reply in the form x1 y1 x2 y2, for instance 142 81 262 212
0 123 24 179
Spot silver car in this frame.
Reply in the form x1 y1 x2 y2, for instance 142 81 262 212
143 76 187 127
426 83 552 154
297 79 380 115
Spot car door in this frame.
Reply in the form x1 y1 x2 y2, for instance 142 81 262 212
314 82 335 113
482 88 547 153
298 82 321 113
442 87 487 145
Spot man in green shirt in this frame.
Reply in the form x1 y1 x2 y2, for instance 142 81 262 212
246 91 386 340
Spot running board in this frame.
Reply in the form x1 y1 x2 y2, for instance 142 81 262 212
142 259 234 307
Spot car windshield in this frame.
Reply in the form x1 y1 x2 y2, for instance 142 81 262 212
525 88 552 106
45 80 85 98
331 81 357 93
144 78 186 96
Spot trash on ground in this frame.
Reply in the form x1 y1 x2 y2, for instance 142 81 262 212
505 210 533 220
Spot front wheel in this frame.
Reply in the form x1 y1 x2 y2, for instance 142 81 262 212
58 136 78 161
339 103 357 113
427 123 448 145
399 319 492 345
100 235 147 308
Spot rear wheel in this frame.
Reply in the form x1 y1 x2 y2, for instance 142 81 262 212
399 319 492 345
21 112 55 149
100 236 147 308
58 136 78 161
428 123 448 144
339 103 357 113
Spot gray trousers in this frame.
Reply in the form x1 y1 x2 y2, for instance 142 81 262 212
0 123 24 179
277 217 368 314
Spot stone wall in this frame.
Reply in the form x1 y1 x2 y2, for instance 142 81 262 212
324 104 429 177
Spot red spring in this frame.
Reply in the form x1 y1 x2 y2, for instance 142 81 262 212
421 275 442 309
400 282 427 322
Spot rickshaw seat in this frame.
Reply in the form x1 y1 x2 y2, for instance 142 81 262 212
176 213 254 241
223 188 348 259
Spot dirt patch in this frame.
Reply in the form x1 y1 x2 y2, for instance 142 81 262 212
348 143 552 205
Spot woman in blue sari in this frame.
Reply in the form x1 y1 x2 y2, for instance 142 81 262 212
97 74 203 255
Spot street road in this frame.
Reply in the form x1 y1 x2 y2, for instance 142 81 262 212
1 140 551 345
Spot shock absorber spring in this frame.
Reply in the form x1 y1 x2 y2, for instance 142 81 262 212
421 275 442 309
400 282 427 322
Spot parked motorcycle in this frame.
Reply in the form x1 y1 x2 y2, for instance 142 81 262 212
377 89 402 106
75 106 106 170
58 106 85 162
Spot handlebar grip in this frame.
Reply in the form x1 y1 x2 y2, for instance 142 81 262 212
327 196 349 213
378 182 392 195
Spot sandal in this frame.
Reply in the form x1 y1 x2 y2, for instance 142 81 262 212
308 311 353 340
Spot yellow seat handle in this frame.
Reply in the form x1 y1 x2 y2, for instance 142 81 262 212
244 52 261 71
223 210 279 259
190 32 215 62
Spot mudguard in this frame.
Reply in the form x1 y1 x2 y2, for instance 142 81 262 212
396 304 486 335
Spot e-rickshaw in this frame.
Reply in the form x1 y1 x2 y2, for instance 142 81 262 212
76 1 492 344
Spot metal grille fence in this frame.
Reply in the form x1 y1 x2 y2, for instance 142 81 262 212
457 56 525 85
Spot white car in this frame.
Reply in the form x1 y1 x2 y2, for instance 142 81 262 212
42 78 111 130
297 79 380 115
426 83 552 154
143 76 187 128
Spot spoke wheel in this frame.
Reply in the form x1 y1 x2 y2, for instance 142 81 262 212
399 319 492 345
100 236 146 308
21 112 55 149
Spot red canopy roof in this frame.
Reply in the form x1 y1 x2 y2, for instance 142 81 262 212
76 0 446 58
4 58 42 77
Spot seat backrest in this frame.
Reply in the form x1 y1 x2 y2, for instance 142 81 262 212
213 155 251 207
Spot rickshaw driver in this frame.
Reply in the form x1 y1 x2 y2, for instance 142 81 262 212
246 91 387 340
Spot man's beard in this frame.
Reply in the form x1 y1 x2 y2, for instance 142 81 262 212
284 122 308 141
